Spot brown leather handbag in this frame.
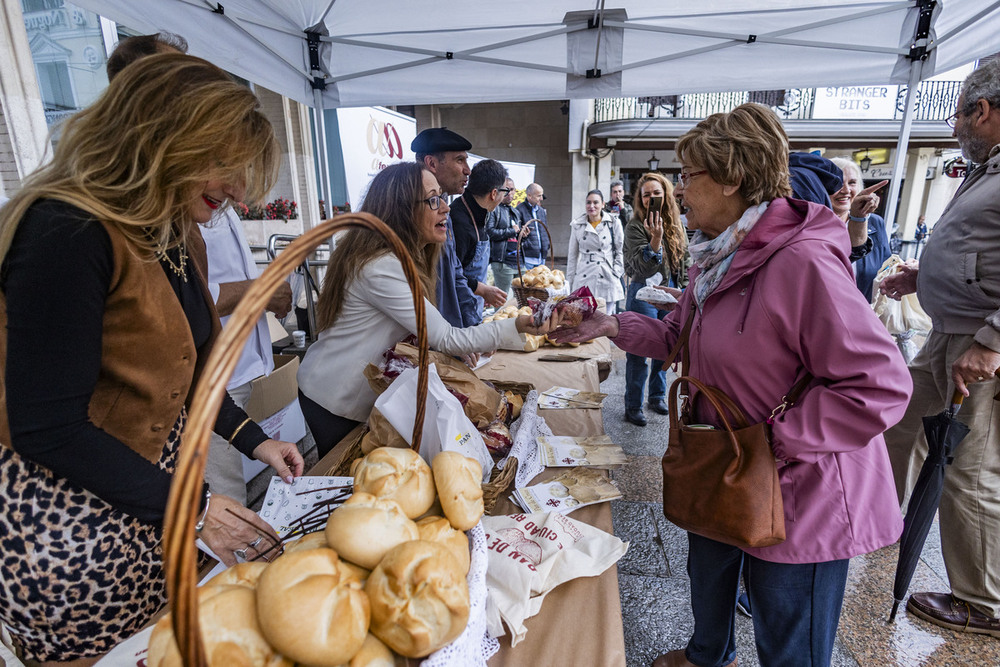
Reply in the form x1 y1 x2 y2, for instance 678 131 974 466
660 305 811 549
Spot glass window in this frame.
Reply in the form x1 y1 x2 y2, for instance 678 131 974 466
36 60 74 110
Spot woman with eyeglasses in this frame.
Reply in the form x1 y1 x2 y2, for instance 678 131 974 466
829 157 891 301
297 162 554 455
621 172 690 426
566 189 625 314
542 104 910 667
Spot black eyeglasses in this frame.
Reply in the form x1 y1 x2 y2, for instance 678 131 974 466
421 194 448 210
945 111 960 128
497 187 512 195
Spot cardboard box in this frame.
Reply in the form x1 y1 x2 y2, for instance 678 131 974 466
241 354 309 482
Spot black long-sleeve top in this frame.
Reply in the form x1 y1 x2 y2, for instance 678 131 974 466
451 193 490 292
1 200 267 524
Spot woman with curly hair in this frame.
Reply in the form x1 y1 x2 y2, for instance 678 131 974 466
621 172 690 426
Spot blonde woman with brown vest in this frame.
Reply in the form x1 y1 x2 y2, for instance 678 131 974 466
0 54 303 665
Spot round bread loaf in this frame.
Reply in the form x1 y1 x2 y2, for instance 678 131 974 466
416 516 471 574
148 585 291 667
353 447 436 518
431 452 484 530
325 492 419 569
282 530 328 555
349 633 395 667
255 548 369 666
203 561 268 589
366 540 470 658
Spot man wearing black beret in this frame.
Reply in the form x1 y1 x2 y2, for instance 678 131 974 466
412 128 504 327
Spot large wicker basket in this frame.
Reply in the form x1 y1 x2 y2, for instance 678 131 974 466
162 213 429 666
512 217 555 308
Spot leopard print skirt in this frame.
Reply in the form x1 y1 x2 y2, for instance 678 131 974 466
0 413 184 662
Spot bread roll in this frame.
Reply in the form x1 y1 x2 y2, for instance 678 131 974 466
353 447 436 519
366 540 470 658
504 391 524 420
203 561 268 589
255 548 369 666
148 585 292 667
349 633 395 667
417 516 471 574
432 452 484 531
325 492 419 569
282 530 328 555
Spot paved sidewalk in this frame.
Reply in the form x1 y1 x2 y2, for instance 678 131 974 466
599 348 999 667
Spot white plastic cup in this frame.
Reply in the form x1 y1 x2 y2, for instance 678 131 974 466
292 330 307 347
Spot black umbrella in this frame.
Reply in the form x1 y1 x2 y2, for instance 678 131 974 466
888 390 970 622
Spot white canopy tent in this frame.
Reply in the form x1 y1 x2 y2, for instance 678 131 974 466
74 0 1000 225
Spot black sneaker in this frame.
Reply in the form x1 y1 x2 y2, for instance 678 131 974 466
625 409 647 426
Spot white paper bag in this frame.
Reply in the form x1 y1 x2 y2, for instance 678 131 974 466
482 512 628 646
375 364 494 481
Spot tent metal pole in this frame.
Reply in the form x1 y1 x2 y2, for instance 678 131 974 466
883 0 935 231
311 88 333 218
883 58 923 232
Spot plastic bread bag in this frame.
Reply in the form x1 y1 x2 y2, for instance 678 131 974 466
374 363 493 481
528 286 598 328
871 255 931 335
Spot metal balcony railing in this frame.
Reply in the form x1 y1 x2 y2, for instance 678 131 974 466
594 80 962 123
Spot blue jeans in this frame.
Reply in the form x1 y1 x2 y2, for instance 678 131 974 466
685 532 850 667
624 281 667 410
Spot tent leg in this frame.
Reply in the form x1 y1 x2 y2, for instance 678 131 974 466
882 60 924 236
312 88 333 220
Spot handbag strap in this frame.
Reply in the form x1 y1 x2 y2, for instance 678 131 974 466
668 375 744 456
660 302 813 422
767 372 814 424
661 303 695 374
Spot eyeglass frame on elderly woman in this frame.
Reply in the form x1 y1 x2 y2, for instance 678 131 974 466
421 194 448 210
678 170 708 187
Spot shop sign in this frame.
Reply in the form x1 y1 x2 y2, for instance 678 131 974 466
23 7 88 31
337 106 416 210
813 85 900 119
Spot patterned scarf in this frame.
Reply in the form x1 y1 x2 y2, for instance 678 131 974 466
689 202 769 309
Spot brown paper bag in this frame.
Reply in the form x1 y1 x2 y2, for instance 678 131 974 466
392 343 501 428
364 406 409 452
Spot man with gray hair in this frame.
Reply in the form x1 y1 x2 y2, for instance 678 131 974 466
881 57 1000 636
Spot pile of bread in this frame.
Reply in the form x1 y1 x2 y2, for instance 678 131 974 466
510 264 564 290
149 448 485 667
483 305 583 352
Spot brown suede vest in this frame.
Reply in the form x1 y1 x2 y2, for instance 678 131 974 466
0 220 222 462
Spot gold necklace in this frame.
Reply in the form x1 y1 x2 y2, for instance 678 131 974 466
145 228 188 282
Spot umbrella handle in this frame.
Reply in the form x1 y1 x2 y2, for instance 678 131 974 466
950 389 964 416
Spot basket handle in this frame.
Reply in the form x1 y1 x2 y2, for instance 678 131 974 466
668 375 751 456
515 217 554 281
162 213 428 666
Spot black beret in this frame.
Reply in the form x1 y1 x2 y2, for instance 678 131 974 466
411 127 472 154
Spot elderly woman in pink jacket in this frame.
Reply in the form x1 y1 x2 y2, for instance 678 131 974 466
548 104 911 667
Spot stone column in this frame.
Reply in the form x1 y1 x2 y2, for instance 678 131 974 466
0 0 51 196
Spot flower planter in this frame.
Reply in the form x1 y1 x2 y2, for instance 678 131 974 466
239 218 305 247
